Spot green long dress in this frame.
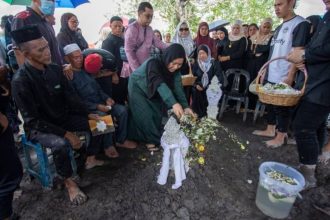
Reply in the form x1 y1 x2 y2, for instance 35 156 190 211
128 60 188 145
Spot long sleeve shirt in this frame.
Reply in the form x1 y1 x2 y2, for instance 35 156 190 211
68 70 109 112
11 63 88 137
124 22 167 72
304 11 330 107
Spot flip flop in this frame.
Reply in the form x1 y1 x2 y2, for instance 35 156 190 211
70 189 88 206
146 144 160 152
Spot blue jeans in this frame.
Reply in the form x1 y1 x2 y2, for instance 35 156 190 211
293 100 330 165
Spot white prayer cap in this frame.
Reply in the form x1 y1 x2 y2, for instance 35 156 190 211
63 43 81 55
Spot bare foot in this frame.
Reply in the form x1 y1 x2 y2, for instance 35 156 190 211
265 133 287 148
252 125 276 137
85 156 105 170
146 144 160 152
104 146 119 158
116 140 137 149
64 178 87 205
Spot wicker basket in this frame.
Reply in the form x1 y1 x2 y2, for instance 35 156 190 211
181 58 197 86
256 56 307 107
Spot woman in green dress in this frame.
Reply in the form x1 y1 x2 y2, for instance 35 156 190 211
128 44 194 151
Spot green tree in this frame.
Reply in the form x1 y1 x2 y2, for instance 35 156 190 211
205 0 281 28
151 0 201 35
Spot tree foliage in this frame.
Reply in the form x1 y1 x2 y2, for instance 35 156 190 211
116 0 281 34
205 0 280 27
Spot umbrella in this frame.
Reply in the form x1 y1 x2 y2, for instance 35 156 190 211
2 0 89 8
209 19 230 32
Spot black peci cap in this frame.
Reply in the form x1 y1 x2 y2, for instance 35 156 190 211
11 25 42 44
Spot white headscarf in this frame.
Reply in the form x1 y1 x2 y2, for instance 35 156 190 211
197 44 212 88
172 21 195 56
229 19 245 41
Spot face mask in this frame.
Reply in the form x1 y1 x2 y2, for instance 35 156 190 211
39 0 55 16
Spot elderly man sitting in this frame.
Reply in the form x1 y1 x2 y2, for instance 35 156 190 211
63 43 136 158
10 25 101 205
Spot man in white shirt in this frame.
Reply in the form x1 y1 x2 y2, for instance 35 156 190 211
252 0 310 148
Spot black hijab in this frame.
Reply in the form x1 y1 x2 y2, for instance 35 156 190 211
59 13 88 50
216 26 229 49
147 43 186 98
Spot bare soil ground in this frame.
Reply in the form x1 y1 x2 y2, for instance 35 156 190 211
13 111 330 220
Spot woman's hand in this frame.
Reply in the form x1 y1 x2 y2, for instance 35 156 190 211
172 103 184 119
184 108 196 117
196 85 204 91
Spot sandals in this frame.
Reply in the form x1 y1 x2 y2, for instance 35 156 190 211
146 144 160 152
70 189 88 206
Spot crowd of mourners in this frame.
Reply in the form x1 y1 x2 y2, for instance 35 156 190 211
0 0 329 218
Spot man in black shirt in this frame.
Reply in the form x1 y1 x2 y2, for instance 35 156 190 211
102 16 127 104
11 25 98 205
288 0 330 189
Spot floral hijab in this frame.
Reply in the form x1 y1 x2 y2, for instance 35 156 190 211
172 21 195 57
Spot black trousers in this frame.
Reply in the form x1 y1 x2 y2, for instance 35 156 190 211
293 100 330 165
0 127 23 219
29 115 90 178
112 77 128 105
266 104 291 133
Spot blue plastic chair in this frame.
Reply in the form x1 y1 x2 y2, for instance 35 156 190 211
21 134 77 189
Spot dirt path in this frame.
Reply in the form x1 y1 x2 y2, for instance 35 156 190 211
13 112 330 220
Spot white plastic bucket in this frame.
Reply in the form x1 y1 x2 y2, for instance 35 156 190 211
255 161 305 219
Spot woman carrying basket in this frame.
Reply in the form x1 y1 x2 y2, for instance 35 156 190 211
252 0 311 148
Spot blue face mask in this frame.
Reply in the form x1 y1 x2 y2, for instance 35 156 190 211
39 0 55 16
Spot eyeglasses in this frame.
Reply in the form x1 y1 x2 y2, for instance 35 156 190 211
179 28 189 32
69 20 79 25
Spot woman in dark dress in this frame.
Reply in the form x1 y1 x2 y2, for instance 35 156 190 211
216 27 229 59
191 45 223 118
57 13 88 54
246 18 273 108
219 20 247 72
